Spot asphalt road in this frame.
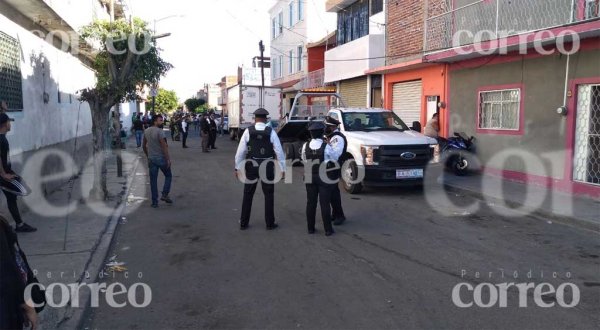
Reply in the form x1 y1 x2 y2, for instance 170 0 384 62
84 130 600 330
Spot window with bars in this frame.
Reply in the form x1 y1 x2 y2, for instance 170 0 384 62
297 45 303 72
298 0 304 21
0 31 24 111
336 0 369 46
278 55 283 78
289 1 295 26
478 89 521 130
278 11 284 34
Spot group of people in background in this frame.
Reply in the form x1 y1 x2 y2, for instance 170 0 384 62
135 109 225 209
132 110 224 151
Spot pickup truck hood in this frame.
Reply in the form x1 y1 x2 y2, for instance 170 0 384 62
345 130 437 146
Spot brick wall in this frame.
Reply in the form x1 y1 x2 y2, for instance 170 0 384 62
386 0 450 65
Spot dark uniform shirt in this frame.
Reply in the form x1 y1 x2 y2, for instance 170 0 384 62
0 134 12 174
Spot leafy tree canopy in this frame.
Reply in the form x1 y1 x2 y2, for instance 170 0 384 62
184 98 206 112
153 88 178 114
79 18 173 107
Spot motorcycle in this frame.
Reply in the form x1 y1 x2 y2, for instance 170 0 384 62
440 132 476 176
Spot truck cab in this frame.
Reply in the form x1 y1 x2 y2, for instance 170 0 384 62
277 92 437 194
327 108 437 193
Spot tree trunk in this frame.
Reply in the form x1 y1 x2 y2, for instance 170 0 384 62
89 103 111 200
115 103 123 177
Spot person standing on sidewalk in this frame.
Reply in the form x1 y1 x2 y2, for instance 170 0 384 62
181 115 189 148
0 216 39 330
325 116 347 226
143 115 173 208
301 122 337 236
0 112 36 233
200 112 211 153
133 113 144 148
234 108 285 231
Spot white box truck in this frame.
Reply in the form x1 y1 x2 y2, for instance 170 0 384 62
227 85 282 140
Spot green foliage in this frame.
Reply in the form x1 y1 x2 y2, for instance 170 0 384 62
79 18 173 106
195 104 211 114
184 98 206 112
154 89 179 114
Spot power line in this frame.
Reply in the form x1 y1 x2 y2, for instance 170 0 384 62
270 45 424 63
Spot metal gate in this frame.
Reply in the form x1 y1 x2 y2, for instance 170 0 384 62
392 80 422 125
573 84 600 185
339 77 368 108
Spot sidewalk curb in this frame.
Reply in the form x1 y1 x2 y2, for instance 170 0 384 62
55 152 142 330
442 182 600 233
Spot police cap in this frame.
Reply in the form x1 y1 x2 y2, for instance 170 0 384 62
325 116 340 126
253 108 269 118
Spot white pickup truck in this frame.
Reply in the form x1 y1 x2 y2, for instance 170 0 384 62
277 92 438 194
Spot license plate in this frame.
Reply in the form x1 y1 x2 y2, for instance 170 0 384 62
396 169 423 179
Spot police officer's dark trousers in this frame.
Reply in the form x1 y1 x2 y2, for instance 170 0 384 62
305 176 334 233
330 169 345 220
240 160 275 227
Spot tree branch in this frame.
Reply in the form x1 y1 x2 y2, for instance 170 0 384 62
107 55 118 82
119 51 139 83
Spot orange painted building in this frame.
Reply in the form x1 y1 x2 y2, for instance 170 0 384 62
369 61 449 138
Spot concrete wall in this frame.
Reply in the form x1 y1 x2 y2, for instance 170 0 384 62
0 12 95 155
1 1 134 207
448 47 600 179
325 34 385 82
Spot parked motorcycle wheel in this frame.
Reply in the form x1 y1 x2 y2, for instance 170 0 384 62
452 156 469 176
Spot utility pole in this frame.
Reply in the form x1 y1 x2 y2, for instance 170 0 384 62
259 40 265 108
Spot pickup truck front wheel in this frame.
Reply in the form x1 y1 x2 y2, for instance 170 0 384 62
342 158 363 194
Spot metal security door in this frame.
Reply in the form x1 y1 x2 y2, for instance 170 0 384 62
573 84 600 185
392 81 422 125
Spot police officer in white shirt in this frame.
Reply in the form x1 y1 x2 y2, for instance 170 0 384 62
301 121 342 236
325 116 347 225
234 108 286 230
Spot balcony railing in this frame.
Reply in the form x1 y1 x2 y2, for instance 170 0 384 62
425 0 600 52
296 69 335 90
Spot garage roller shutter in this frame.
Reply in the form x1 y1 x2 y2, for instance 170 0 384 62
392 80 422 125
339 77 368 108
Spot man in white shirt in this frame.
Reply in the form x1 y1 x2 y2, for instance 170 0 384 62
234 108 286 230
325 116 347 225
181 115 189 148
